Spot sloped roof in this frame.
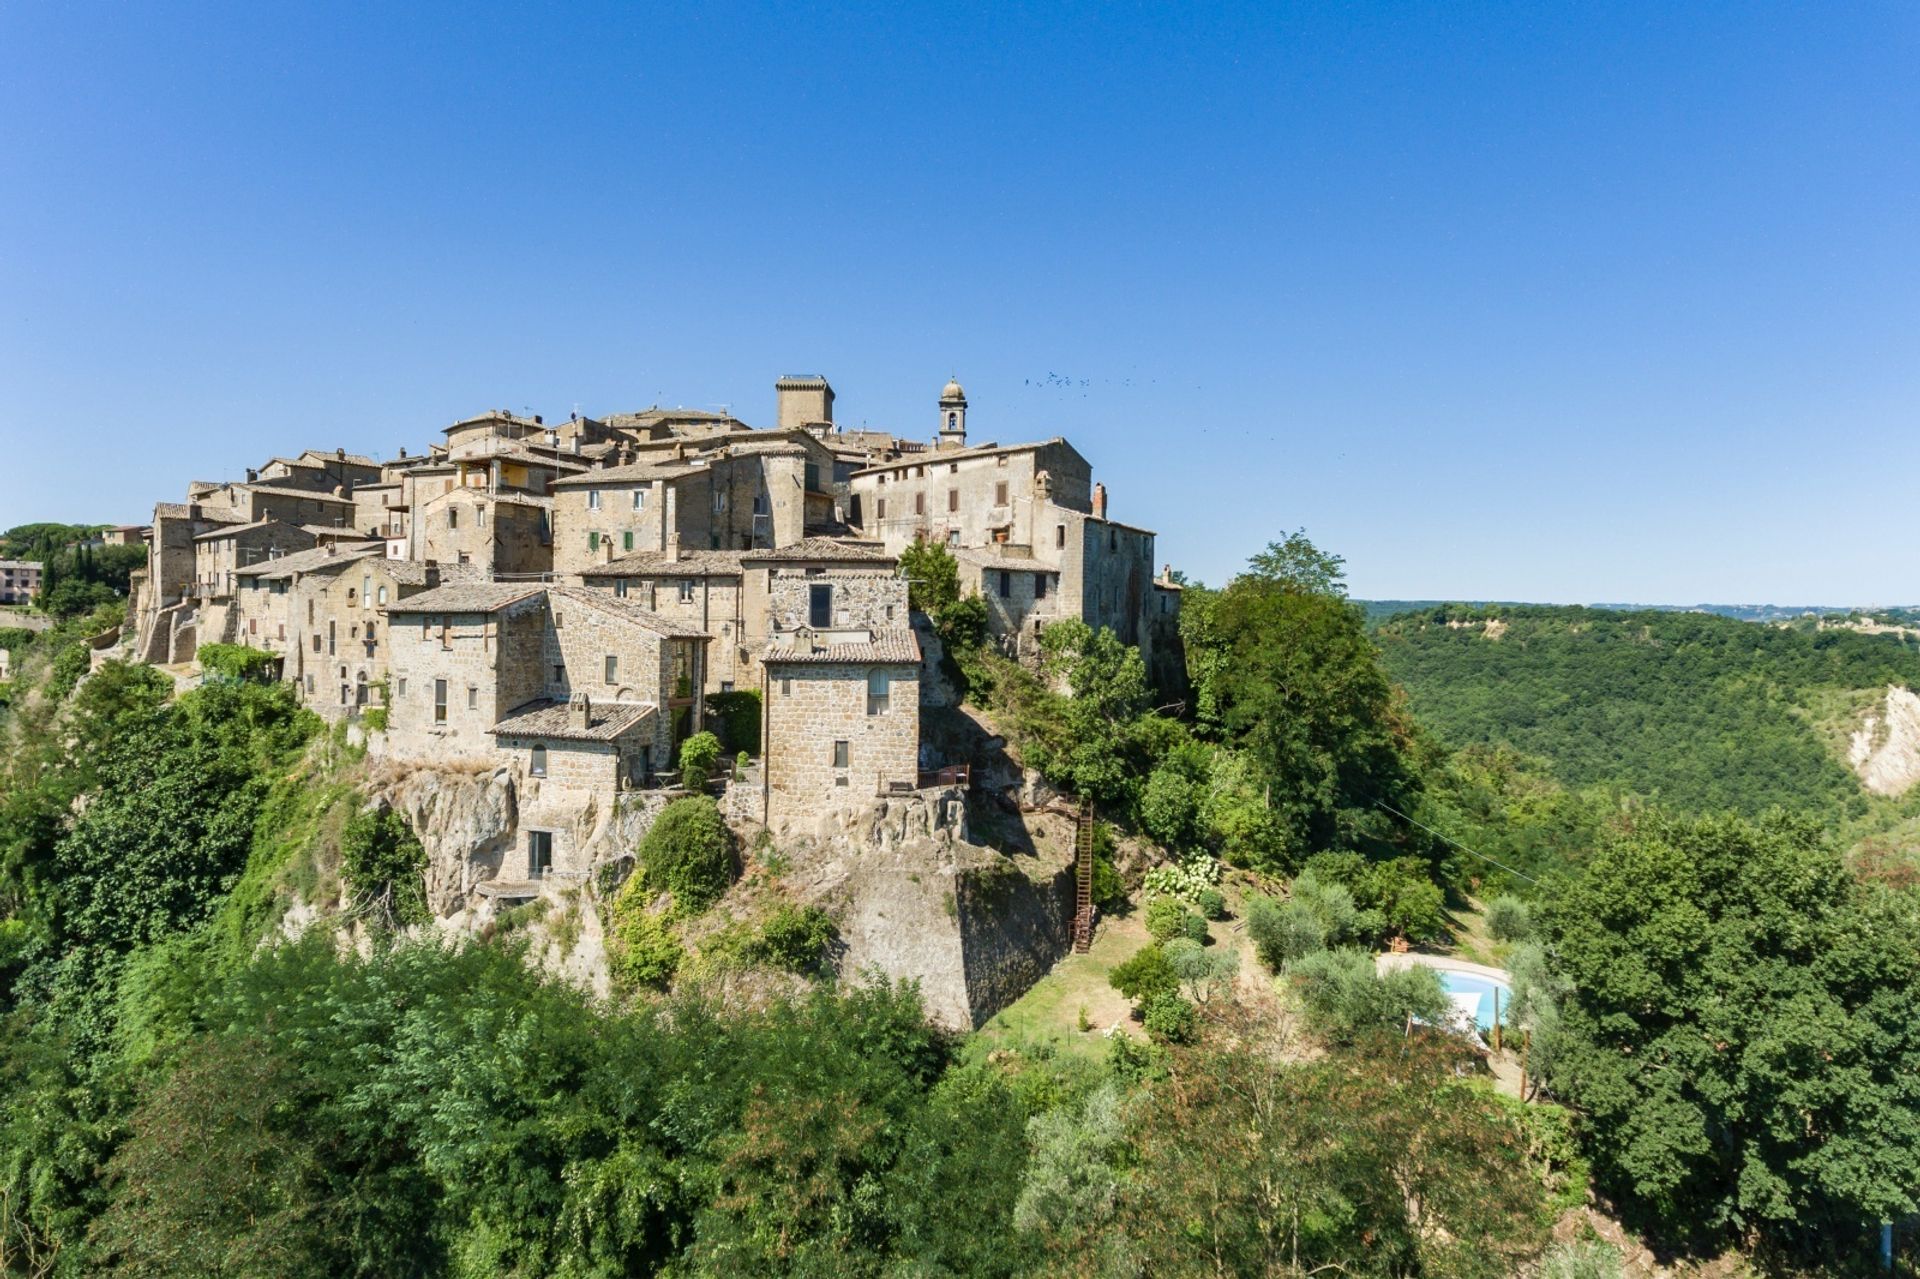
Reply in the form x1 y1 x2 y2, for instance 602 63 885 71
193 518 301 542
851 437 1080 477
551 587 711 638
237 544 382 581
490 698 656 742
243 483 356 506
764 627 921 665
382 560 484 587
579 548 747 579
383 581 545 614
551 459 703 488
741 537 894 565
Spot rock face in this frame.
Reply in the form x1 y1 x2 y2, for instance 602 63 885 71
781 789 1073 1030
1849 685 1920 798
377 763 519 914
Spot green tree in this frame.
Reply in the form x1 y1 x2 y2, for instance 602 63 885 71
638 796 733 911
339 807 428 928
677 730 723 791
1541 811 1920 1253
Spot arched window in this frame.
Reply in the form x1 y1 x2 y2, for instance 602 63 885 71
530 745 547 778
946 412 957 428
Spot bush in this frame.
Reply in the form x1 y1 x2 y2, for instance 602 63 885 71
734 750 748 780
1484 894 1533 942
1244 894 1324 972
1140 992 1198 1044
708 690 761 755
340 807 428 927
1140 854 1221 905
1288 949 1450 1045
608 898 683 988
677 731 723 791
1195 887 1227 920
1164 937 1239 1003
756 905 836 972
1537 1239 1623 1279
638 797 734 912
1089 853 1126 911
1109 944 1178 1002
1143 896 1187 943
1177 911 1208 944
197 643 279 682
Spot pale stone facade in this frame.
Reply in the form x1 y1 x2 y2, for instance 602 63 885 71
0 560 42 606
762 637 921 824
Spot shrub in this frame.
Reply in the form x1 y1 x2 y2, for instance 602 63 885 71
708 690 761 755
1244 894 1324 972
1195 887 1227 920
1143 896 1187 943
1090 853 1126 911
1537 1239 1623 1279
197 643 278 682
638 797 734 912
1288 949 1449 1045
1141 992 1198 1044
756 905 836 972
1164 938 1239 1003
1177 911 1208 944
1140 854 1221 904
608 898 682 988
339 807 428 927
1484 894 1533 942
362 706 388 732
734 750 748 780
677 731 722 791
1109 944 1178 1002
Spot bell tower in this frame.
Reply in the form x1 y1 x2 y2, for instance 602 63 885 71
937 377 967 449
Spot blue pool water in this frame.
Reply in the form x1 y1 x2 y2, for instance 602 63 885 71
1437 971 1511 1033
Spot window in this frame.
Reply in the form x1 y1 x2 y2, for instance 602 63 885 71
614 579 628 598
307 599 315 623
467 686 477 710
552 664 565 684
913 492 925 516
448 508 459 530
248 618 257 634
832 740 849 769
477 507 486 528
377 585 388 605
622 530 634 552
678 580 695 603
809 584 832 628
528 828 552 873
780 677 791 697
529 747 547 778
998 571 1011 598
305 674 314 693
587 490 602 510
995 481 1008 506
588 531 600 551
867 671 890 715
631 489 646 510
397 677 407 698
996 454 1008 467
712 489 724 514
1110 529 1117 551
604 654 618 684
950 462 959 473
946 412 956 428
947 489 958 512
1057 524 1066 548
312 633 321 653
362 575 371 605
876 498 887 520
1034 573 1047 600
439 617 451 649
433 679 447 723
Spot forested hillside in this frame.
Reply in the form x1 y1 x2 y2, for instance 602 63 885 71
1374 605 1920 817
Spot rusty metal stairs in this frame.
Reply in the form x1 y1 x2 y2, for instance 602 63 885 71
1072 806 1096 953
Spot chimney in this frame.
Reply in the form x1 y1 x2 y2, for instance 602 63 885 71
1092 482 1108 520
245 468 258 483
666 533 681 563
399 446 408 458
336 447 345 460
570 691 591 730
533 414 542 425
602 536 614 564
324 543 335 557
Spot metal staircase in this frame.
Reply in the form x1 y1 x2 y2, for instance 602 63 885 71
1072 807 1096 953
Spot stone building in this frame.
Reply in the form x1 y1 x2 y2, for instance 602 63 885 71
381 583 711 881
761 627 922 825
102 526 151 548
0 560 42 606
846 379 1175 678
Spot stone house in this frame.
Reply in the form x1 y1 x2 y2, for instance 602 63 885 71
0 560 42 606
761 626 922 825
847 379 1177 681
382 583 711 885
101 526 151 547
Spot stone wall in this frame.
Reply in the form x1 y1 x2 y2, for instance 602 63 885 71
765 570 908 634
763 659 920 822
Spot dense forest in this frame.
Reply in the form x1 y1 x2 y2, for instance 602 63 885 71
1374 604 1920 818
4 541 1920 1275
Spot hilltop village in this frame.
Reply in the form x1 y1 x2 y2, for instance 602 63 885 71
117 376 1179 984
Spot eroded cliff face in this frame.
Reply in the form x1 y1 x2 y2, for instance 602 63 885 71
354 762 1072 1029
1849 685 1920 798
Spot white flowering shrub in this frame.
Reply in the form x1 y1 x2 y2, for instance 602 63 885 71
1141 855 1221 905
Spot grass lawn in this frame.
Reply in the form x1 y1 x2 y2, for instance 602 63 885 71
972 910 1150 1059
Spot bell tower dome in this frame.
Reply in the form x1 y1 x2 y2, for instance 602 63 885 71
937 377 967 448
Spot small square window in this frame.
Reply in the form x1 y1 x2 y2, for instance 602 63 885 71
679 581 695 603
832 740 849 769
552 664 565 684
614 579 628 598
632 490 646 510
604 654 618 684
995 481 1008 506
622 530 634 551
587 490 602 510
780 677 791 697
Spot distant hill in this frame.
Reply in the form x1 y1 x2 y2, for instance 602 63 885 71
1372 603 1920 818
1360 599 1920 624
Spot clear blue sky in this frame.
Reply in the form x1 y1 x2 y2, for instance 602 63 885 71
2 2 1915 603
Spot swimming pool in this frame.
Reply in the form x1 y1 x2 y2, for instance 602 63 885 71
1438 970 1511 1034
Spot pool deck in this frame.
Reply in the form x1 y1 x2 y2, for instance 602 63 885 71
1375 953 1511 985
